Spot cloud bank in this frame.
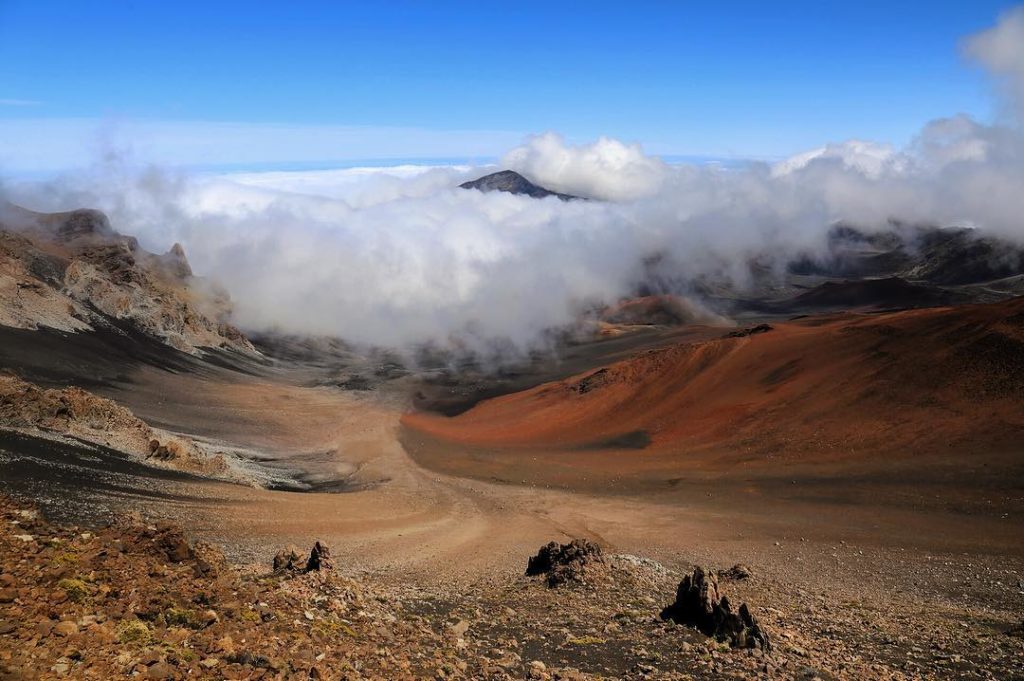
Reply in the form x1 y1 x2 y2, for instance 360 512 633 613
3 10 1024 352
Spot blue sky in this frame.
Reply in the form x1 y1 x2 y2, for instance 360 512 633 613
0 1 1019 171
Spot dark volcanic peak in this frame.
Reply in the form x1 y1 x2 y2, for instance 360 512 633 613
791 276 961 310
459 170 580 201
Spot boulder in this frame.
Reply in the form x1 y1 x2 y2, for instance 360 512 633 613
718 564 753 581
526 539 604 587
154 523 193 563
660 567 770 651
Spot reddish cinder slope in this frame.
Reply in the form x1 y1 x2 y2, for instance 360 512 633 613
404 298 1024 465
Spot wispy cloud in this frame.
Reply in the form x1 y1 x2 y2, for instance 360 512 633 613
0 98 42 107
0 118 524 173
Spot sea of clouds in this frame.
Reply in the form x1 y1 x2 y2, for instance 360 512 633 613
3 8 1024 351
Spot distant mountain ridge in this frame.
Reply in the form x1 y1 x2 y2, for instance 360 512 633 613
459 170 580 201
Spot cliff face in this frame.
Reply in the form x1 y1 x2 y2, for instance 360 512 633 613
0 203 255 356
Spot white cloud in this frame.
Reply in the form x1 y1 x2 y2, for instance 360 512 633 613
3 10 1024 352
502 133 669 201
770 140 900 178
8 105 1024 351
963 6 1024 119
219 164 481 208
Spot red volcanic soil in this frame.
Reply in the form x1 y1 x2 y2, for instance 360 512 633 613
404 298 1024 470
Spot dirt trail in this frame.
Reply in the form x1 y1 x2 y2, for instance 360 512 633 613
83 366 558 580
4 350 1023 679
59 362 1020 600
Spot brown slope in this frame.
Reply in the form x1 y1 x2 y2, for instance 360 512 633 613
403 297 1024 468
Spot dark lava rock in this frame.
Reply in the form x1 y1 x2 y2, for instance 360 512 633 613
725 324 773 338
661 567 770 651
226 651 273 669
305 541 333 572
571 368 610 394
526 538 604 587
459 170 580 201
153 523 193 563
718 564 753 581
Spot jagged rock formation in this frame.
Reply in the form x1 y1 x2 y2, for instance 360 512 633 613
272 546 304 573
0 203 254 355
272 542 334 574
459 170 580 201
305 542 333 572
526 538 605 587
661 567 770 651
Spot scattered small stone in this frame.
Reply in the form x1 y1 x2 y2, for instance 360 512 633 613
53 621 79 637
146 661 177 679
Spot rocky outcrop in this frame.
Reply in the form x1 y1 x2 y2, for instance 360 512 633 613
0 374 240 480
272 542 334 574
526 539 605 587
724 324 772 339
660 567 770 651
0 203 255 355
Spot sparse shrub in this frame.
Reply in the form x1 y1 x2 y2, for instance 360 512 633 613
57 578 88 602
115 619 151 644
165 607 204 629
